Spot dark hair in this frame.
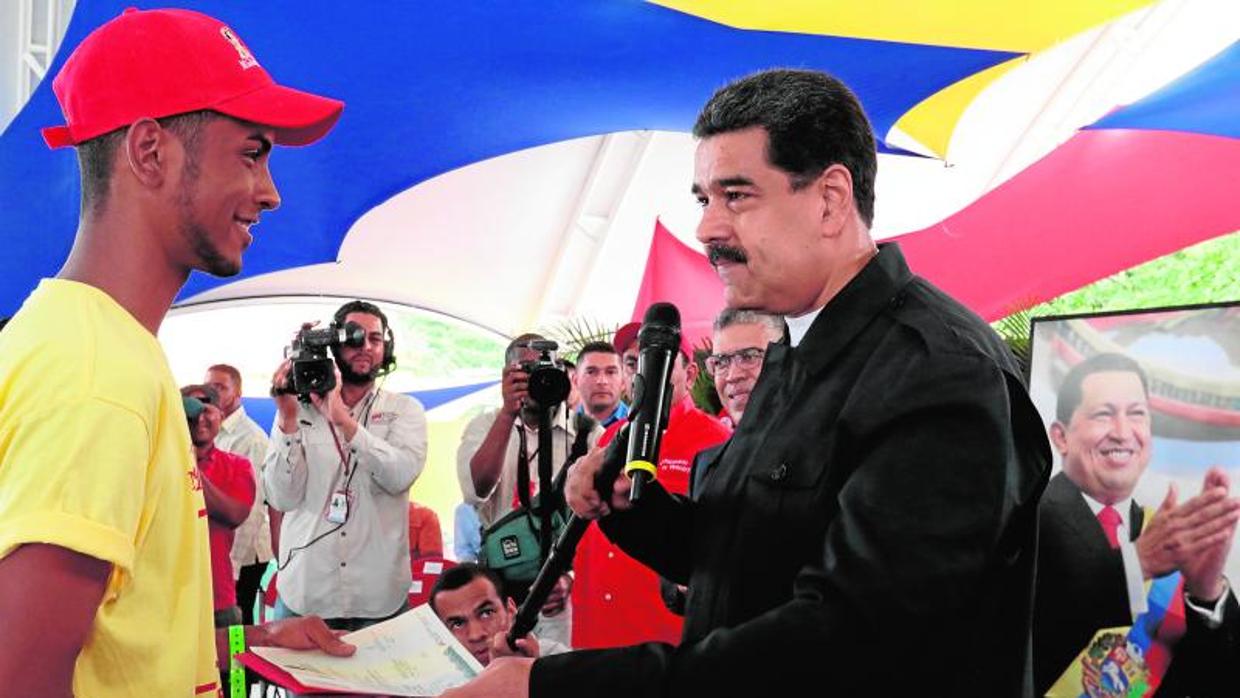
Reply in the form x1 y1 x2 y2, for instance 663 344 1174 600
429 563 506 614
206 363 243 393
577 341 619 363
506 332 545 357
713 308 785 337
333 299 396 376
693 69 877 228
333 299 389 332
1055 352 1150 424
77 110 221 215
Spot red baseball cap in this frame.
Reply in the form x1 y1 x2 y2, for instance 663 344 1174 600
613 321 692 359
42 7 344 149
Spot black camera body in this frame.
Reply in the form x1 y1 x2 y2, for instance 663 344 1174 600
277 321 366 399
510 339 571 407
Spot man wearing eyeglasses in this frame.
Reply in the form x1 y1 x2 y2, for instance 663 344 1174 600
704 308 785 430
689 309 785 503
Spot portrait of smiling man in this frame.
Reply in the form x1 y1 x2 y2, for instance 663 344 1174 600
1035 351 1240 696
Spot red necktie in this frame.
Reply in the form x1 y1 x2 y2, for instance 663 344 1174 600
1098 505 1122 549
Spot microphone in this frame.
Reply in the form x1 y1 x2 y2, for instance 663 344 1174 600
623 302 681 503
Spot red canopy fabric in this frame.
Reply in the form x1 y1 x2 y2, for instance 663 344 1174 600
635 130 1240 333
630 219 724 349
894 129 1240 321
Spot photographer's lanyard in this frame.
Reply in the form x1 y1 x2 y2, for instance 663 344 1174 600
513 409 562 562
514 423 536 510
324 391 377 523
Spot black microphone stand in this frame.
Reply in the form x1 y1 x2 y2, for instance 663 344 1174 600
506 425 629 649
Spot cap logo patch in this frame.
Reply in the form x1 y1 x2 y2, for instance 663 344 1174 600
219 26 259 70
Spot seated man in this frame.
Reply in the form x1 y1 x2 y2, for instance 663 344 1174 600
182 384 256 628
430 563 568 667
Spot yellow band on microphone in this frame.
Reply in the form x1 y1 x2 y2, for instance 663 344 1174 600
625 459 657 477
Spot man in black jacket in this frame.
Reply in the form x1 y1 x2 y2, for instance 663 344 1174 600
445 68 1052 698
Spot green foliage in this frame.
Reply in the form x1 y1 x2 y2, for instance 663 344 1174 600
993 306 1033 376
689 337 723 415
992 231 1239 374
1032 232 1240 318
387 311 506 385
540 317 621 361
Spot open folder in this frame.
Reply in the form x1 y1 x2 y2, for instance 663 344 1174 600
237 604 483 697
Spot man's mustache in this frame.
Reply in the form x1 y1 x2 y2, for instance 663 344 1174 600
707 244 748 266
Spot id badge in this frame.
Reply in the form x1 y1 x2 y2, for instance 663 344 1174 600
327 490 349 523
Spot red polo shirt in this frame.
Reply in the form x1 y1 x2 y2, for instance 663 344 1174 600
199 447 256 611
572 395 731 648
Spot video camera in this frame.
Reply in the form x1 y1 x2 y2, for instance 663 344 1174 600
508 339 571 407
275 321 367 399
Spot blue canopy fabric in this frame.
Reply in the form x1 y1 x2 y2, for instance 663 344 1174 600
1087 39 1239 139
0 0 1017 317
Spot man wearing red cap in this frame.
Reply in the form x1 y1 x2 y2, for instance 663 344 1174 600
0 8 351 697
568 324 730 649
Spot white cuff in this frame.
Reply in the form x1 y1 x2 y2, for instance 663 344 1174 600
1184 577 1231 629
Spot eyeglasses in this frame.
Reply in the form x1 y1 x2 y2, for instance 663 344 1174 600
705 347 766 376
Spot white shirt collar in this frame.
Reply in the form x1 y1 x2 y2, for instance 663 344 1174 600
785 305 825 348
221 404 247 432
1079 490 1134 539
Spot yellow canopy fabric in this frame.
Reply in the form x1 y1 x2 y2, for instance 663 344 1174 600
654 0 1155 156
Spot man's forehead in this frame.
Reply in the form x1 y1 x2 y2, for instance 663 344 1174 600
715 323 773 348
1079 371 1148 404
440 580 501 611
581 352 620 368
692 127 772 185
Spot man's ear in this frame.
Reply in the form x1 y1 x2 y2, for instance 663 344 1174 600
122 118 172 189
505 597 518 616
816 164 853 237
684 357 699 386
1049 422 1069 456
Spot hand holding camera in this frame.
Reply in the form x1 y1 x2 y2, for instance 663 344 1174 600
273 321 367 400
504 339 571 412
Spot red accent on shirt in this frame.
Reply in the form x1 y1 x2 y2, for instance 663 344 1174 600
572 396 731 648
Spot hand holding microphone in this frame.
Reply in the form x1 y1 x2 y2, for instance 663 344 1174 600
565 443 633 519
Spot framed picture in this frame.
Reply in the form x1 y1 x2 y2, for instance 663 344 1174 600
1029 300 1240 580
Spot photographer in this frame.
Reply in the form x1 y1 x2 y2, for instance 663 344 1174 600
457 333 603 648
264 300 428 632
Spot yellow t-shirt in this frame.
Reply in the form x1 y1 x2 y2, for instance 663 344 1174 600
0 279 218 696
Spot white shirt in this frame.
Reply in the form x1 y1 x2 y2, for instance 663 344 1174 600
218 405 273 571
1080 490 1230 626
265 388 428 618
785 305 825 348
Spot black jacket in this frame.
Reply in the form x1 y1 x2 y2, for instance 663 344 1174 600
534 243 1051 697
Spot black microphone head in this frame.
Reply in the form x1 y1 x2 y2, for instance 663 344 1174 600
642 302 680 330
638 302 681 351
